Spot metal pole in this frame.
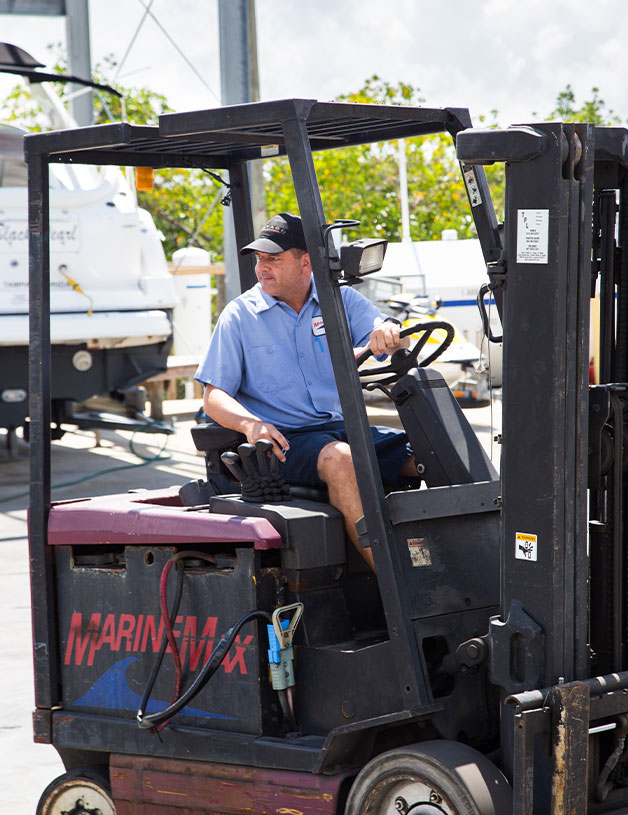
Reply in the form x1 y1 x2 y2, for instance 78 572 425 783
65 0 93 126
398 138 411 242
218 0 263 301
27 147 59 708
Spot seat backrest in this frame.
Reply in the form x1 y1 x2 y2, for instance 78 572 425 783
191 422 246 454
391 367 497 487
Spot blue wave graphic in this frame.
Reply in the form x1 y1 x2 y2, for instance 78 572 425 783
73 657 237 720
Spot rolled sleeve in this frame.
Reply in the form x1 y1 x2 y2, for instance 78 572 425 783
342 286 387 347
194 307 244 396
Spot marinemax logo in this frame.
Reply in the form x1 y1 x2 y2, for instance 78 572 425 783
0 219 80 251
64 612 253 675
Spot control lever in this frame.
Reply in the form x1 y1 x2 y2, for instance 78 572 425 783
220 452 246 483
255 439 273 471
220 442 291 503
238 443 258 478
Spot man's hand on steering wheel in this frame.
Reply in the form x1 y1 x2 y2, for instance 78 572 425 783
367 320 411 357
355 321 456 386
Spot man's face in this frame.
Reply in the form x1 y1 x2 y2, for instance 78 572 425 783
254 249 311 304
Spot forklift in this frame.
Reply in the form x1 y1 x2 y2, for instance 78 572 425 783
24 100 628 814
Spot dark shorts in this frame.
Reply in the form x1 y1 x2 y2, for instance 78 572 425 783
278 420 412 488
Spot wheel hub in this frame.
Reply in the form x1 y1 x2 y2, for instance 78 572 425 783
367 777 454 815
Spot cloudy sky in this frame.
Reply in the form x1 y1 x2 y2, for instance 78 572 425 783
0 0 627 127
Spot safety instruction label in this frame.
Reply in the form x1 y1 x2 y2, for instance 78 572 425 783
515 532 537 562
516 209 549 264
260 144 280 157
463 166 483 207
407 537 432 567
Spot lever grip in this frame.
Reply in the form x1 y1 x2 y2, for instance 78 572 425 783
255 439 273 473
238 443 258 478
220 452 246 483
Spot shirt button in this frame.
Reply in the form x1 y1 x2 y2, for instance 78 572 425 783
307 380 312 386
267 347 273 355
299 353 304 359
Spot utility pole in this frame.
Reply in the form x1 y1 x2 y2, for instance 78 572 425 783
218 0 264 303
65 0 93 126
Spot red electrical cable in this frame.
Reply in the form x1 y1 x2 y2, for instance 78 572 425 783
157 558 183 731
154 551 217 731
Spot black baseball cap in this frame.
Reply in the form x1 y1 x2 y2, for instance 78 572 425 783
239 212 307 255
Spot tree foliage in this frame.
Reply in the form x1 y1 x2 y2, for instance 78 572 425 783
546 84 620 125
265 75 493 243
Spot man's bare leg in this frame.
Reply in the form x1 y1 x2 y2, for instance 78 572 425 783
317 441 375 570
317 443 418 572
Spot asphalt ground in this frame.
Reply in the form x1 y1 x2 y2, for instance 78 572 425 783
0 395 501 813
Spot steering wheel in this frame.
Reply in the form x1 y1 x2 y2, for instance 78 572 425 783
355 321 455 386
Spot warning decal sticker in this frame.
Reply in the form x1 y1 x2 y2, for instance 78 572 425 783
515 532 538 562
408 537 432 567
463 167 483 207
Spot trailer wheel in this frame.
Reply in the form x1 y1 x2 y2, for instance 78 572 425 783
345 740 512 815
36 766 115 815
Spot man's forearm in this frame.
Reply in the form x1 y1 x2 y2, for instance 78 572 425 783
203 384 289 459
203 385 259 435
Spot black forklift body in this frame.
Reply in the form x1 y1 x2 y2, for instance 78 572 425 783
30 98 628 813
26 99 509 813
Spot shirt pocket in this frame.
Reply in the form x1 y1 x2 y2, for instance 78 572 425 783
248 343 296 393
312 334 336 385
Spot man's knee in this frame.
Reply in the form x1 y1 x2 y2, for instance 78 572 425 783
317 441 354 483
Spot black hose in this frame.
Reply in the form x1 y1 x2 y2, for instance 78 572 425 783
137 551 215 730
137 608 272 729
477 283 503 343
136 559 185 728
278 689 297 732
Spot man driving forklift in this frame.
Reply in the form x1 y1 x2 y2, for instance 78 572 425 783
195 213 418 569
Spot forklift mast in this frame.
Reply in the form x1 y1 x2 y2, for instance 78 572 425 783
458 121 628 811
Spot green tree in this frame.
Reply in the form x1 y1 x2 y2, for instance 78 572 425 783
546 84 621 125
265 75 494 243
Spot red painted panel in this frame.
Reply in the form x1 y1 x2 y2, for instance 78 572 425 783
46 489 282 549
111 754 350 815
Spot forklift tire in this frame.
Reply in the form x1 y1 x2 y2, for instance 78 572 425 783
36 766 115 815
345 740 512 815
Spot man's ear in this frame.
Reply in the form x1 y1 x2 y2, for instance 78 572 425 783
302 252 312 272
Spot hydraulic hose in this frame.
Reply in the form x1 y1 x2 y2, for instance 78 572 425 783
137 607 271 729
136 555 185 732
137 550 214 731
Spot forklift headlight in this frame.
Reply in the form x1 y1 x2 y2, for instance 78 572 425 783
340 238 387 278
1 388 27 403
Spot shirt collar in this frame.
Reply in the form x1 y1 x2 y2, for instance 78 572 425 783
250 277 319 313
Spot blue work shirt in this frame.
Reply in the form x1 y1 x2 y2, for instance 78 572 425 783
194 278 386 428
